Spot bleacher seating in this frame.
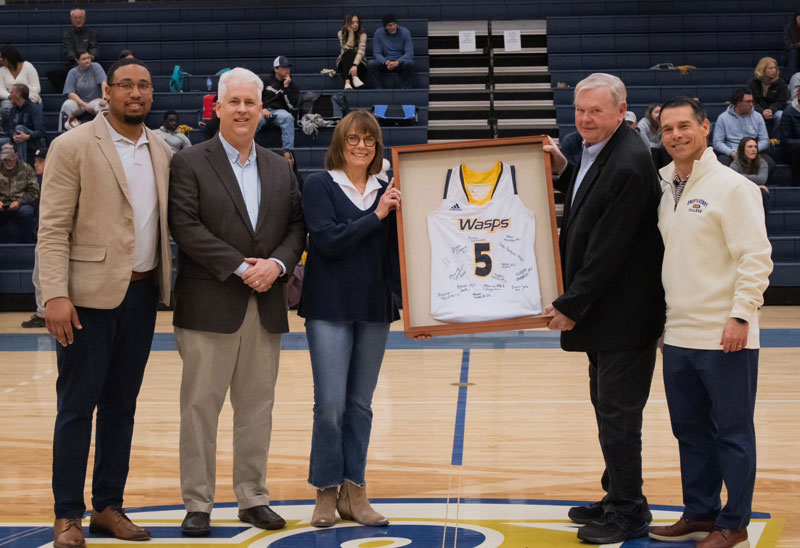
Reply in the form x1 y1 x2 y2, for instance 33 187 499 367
547 8 800 294
0 0 797 303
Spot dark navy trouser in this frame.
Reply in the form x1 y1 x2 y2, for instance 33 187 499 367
662 344 758 531
52 278 158 518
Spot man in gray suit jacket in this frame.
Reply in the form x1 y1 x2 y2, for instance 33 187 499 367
168 67 305 536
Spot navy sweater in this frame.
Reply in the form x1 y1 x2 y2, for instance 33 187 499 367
298 171 401 323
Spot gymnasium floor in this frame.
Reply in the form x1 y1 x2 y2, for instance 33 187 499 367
0 307 798 547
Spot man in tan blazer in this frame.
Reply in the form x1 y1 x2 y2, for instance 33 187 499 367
36 58 172 548
168 67 305 536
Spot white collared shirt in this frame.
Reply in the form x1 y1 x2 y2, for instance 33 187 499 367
572 134 613 205
329 169 382 210
102 114 158 272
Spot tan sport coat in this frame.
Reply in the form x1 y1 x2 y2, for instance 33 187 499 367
37 113 173 309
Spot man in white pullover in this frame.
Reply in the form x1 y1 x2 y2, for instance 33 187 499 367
649 97 772 548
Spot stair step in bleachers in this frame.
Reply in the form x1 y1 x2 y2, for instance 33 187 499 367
426 19 557 141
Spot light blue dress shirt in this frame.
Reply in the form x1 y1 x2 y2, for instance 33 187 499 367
218 134 285 278
571 135 612 205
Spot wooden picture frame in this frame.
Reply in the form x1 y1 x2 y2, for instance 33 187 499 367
392 136 563 337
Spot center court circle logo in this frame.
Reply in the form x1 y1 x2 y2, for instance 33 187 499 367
262 523 500 548
0 499 778 548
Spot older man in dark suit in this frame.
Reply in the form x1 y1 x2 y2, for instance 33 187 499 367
543 73 666 545
168 67 305 536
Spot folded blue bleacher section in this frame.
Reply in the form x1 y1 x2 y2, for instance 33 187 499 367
547 8 800 295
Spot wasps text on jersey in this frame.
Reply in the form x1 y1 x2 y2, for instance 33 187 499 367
457 218 511 232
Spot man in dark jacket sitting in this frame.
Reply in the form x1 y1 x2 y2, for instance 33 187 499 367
257 56 300 150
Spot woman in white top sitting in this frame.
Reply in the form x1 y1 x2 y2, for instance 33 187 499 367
0 45 42 120
336 13 368 90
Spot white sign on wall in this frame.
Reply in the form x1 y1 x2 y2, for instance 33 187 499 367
504 30 522 51
459 30 477 52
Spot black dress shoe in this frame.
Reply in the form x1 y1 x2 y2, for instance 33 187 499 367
568 501 605 524
181 512 210 537
238 506 285 530
577 512 649 544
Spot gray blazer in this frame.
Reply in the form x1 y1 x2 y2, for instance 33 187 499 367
168 135 305 334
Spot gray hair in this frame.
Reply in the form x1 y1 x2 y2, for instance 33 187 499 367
574 73 627 106
70 9 86 17
217 67 264 103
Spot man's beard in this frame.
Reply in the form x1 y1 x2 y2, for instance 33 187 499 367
124 114 146 125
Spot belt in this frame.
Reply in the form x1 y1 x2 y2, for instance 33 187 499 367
130 270 154 282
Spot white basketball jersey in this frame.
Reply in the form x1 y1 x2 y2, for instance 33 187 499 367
427 162 542 322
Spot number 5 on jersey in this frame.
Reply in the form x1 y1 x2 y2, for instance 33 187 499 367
474 242 492 276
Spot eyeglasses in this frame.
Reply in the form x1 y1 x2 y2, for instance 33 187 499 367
346 134 377 147
108 81 154 93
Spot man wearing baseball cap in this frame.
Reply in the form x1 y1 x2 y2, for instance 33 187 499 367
0 142 38 243
257 55 300 150
368 14 415 89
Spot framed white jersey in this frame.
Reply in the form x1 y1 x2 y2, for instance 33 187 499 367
427 161 542 322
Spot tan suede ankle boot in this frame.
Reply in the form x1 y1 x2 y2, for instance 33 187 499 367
336 481 389 526
311 487 338 527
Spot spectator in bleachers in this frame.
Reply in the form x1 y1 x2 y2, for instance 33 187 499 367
747 57 789 135
730 137 771 211
0 45 42 121
784 9 800 77
0 143 38 243
637 103 662 149
791 71 800 102
154 110 192 154
712 88 772 168
21 146 47 329
258 56 299 150
368 14 414 89
3 83 45 165
779 91 800 186
47 9 100 95
59 51 107 131
337 13 368 90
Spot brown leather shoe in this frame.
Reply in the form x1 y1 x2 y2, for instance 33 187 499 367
54 517 86 548
696 528 750 548
649 517 715 541
89 506 151 541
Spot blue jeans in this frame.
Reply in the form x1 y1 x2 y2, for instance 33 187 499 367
305 319 390 488
12 124 35 164
0 203 36 243
662 345 758 531
256 108 295 149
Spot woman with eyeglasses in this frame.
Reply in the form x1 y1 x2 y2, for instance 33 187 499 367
298 109 401 528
